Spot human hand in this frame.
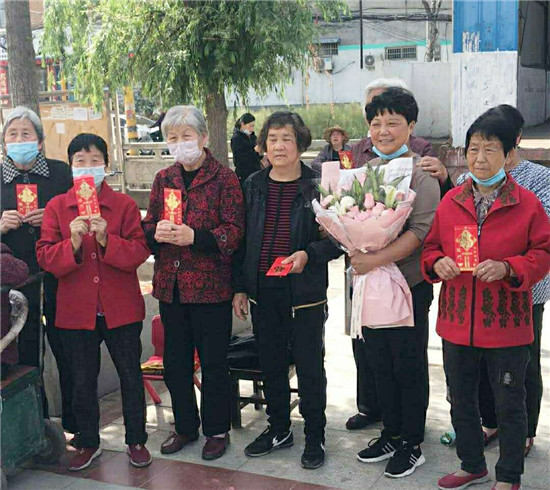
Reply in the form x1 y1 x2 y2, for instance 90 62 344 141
155 220 194 246
349 251 380 275
22 208 45 227
318 225 328 240
69 216 89 253
433 256 461 281
0 210 23 234
233 293 249 321
473 260 508 283
282 251 308 274
90 216 108 247
418 156 448 183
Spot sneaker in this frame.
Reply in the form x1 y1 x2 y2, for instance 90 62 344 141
384 442 425 478
491 484 520 490
357 435 402 463
346 412 382 430
68 447 102 471
244 426 293 457
301 439 325 470
438 470 490 489
127 444 152 467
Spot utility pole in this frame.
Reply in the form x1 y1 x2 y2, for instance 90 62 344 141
422 0 442 62
5 0 40 113
359 0 364 69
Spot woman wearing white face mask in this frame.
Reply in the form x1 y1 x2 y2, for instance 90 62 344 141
37 133 152 471
142 106 245 461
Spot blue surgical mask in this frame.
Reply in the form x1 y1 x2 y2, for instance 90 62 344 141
6 141 40 166
72 166 106 188
372 144 409 160
468 167 506 187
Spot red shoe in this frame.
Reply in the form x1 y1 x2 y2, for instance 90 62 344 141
483 429 498 446
524 437 534 457
438 470 490 489
68 447 102 471
127 444 152 467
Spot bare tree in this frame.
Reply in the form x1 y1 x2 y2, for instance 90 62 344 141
422 0 442 62
5 0 40 114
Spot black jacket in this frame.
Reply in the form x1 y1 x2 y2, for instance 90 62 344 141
230 129 262 183
233 164 342 313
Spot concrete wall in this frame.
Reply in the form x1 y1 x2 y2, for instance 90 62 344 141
518 66 549 128
451 51 518 147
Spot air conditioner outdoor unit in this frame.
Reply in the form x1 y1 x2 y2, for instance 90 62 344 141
322 57 333 71
364 54 375 69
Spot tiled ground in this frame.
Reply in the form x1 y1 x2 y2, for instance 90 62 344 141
6 257 550 489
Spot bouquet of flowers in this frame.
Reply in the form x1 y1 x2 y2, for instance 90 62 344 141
312 159 417 338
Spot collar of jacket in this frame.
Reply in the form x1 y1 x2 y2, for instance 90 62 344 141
2 153 50 184
452 173 521 220
67 180 116 210
250 162 316 198
163 148 220 193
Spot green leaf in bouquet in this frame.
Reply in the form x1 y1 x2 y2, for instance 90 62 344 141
377 167 385 184
388 175 406 188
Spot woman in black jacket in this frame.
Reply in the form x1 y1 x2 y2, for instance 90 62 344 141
230 113 263 184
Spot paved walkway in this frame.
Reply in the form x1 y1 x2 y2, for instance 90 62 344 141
7 257 550 489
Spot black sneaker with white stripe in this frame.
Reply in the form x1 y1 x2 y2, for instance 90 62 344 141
384 442 425 478
357 435 402 463
244 426 293 457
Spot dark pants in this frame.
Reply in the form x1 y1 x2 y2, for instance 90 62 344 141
478 304 544 438
252 286 327 440
352 338 380 416
443 340 529 485
159 300 232 437
363 281 432 445
60 318 147 448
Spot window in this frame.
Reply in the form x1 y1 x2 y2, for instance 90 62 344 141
385 46 417 61
318 43 339 56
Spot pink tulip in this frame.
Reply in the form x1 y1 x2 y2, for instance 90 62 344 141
356 210 373 221
395 191 405 202
347 205 360 218
363 193 375 210
372 202 385 217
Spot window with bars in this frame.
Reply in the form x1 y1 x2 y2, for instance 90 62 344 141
385 46 417 61
317 43 339 57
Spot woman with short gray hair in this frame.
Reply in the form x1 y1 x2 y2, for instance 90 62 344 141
142 104 245 461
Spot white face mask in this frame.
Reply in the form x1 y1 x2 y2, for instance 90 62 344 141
242 129 251 136
168 140 203 166
72 166 106 187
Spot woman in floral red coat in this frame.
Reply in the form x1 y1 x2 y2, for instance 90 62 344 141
142 105 244 461
422 111 550 490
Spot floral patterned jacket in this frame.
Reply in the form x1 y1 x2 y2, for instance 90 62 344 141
142 149 245 304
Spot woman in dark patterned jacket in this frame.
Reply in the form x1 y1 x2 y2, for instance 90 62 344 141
142 105 245 461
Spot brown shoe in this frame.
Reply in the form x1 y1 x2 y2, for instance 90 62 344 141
160 431 199 454
202 433 230 460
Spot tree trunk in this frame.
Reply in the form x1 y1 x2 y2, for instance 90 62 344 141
205 88 229 166
5 0 40 114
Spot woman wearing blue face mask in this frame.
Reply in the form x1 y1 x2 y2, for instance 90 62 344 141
230 112 264 185
0 106 75 437
37 133 152 472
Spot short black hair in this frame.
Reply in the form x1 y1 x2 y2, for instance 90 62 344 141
487 104 524 140
68 133 109 166
465 111 517 156
365 87 419 124
257 111 312 153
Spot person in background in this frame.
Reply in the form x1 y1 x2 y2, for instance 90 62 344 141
422 109 550 490
231 112 264 184
142 105 244 461
37 133 151 471
311 125 351 173
0 106 75 438
233 111 342 470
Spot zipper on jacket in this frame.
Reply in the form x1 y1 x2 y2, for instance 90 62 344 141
291 299 327 319
470 223 482 346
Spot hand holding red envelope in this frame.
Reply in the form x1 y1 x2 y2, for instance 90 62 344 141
454 225 479 271
74 176 101 218
266 257 293 277
16 184 38 215
164 189 183 225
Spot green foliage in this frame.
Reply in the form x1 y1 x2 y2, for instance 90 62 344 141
42 0 347 109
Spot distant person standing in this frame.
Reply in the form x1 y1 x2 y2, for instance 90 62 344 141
231 113 264 184
311 125 351 173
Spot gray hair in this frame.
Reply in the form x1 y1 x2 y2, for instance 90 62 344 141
3 106 45 143
161 105 209 139
363 78 409 113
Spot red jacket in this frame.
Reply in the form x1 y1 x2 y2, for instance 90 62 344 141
36 183 150 330
422 176 550 348
142 149 245 304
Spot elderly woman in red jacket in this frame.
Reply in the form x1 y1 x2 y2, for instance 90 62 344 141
142 105 244 461
422 111 550 490
37 134 151 472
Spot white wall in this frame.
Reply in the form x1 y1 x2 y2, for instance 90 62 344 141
518 66 549 127
451 51 518 147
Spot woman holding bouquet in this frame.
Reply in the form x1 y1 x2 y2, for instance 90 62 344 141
422 111 550 490
350 87 440 478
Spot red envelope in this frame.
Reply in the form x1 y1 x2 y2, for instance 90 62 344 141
338 150 354 169
74 176 101 218
164 189 183 225
454 225 479 272
266 257 293 277
16 184 38 215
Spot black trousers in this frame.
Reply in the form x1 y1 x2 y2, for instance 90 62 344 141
252 286 327 440
443 340 529 484
351 338 380 416
159 300 232 437
363 281 432 445
60 318 147 448
478 304 544 438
